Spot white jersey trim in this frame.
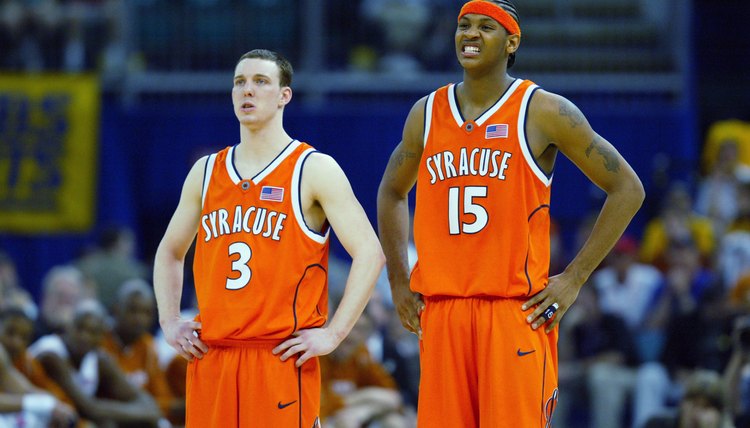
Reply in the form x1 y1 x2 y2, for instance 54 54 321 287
201 153 217 209
447 84 463 127
225 146 241 184
517 84 553 187
253 140 302 185
423 92 436 148
476 79 523 126
291 148 330 244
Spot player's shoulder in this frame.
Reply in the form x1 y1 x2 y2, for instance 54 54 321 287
301 151 340 174
528 88 565 112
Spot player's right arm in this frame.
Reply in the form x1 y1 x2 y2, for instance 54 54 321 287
154 157 210 361
377 97 427 337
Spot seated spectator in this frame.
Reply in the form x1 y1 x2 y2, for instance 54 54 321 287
0 306 73 409
102 279 183 425
35 265 91 339
640 182 715 269
0 336 77 428
320 312 412 428
29 299 163 427
644 369 733 428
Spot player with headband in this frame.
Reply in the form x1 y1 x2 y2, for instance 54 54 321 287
378 0 644 426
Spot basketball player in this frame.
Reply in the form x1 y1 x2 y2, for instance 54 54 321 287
154 49 385 427
377 1 645 426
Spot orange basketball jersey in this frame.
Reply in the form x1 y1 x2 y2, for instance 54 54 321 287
194 140 330 341
412 79 552 298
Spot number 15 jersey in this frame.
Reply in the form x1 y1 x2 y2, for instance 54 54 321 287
411 79 552 298
193 140 330 341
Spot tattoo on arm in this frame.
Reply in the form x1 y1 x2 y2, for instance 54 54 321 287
393 149 417 167
585 137 621 173
559 101 584 128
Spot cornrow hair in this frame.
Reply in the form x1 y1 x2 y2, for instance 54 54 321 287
490 0 520 24
489 0 520 68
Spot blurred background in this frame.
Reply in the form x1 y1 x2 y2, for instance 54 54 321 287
0 0 749 427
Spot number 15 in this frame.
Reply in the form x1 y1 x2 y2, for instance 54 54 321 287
448 186 488 235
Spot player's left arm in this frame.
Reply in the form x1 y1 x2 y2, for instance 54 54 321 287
273 153 385 366
523 90 645 331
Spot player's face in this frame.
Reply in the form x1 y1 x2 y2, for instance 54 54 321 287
455 14 513 70
232 58 291 128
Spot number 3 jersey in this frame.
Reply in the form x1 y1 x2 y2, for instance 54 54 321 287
193 140 330 341
411 79 552 298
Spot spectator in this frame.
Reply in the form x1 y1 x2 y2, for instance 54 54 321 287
695 138 750 235
101 279 183 425
716 182 750 291
644 369 734 428
640 182 715 269
0 306 74 410
645 237 717 348
634 239 727 427
35 265 90 339
320 312 412 428
0 328 77 428
700 120 750 175
591 235 663 361
77 225 149 311
29 299 163 427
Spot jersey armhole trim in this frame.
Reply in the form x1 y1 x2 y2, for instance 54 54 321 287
201 153 217 209
291 149 330 244
517 85 553 187
423 91 436 148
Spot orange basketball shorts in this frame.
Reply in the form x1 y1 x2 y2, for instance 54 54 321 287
185 339 321 428
417 296 559 428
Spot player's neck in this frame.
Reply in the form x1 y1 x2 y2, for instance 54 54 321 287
235 122 293 176
238 118 292 154
458 72 515 109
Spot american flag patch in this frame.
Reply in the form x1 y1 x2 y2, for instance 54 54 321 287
260 186 284 202
485 123 509 139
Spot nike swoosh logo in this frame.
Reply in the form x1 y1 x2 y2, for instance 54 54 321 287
277 400 297 409
517 348 536 356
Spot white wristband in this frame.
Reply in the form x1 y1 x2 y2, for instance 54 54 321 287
22 393 56 417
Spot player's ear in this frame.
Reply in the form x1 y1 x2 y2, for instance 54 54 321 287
506 34 520 55
279 86 292 107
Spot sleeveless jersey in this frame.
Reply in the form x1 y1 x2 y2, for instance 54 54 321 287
193 140 330 341
411 79 552 298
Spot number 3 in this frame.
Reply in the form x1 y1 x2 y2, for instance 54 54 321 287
226 242 252 290
448 186 488 235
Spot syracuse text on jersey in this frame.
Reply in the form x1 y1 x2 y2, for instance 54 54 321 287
424 146 513 184
201 204 287 242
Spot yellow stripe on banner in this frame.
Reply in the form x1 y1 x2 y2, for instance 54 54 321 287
0 74 100 233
